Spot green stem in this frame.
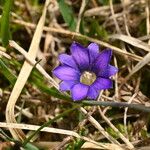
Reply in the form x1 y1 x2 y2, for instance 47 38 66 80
0 128 17 142
82 100 150 112
22 104 81 147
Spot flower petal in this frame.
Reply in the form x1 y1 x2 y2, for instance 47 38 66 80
60 80 77 91
71 83 89 101
71 42 89 71
87 86 99 99
88 43 99 65
59 54 78 69
92 49 112 74
98 65 118 78
92 77 113 90
53 65 80 81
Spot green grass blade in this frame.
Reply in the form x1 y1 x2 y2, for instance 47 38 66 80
0 58 16 85
0 58 71 101
23 143 39 150
32 77 71 101
0 0 14 47
57 0 76 31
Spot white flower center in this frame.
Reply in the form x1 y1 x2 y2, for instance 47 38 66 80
80 71 96 85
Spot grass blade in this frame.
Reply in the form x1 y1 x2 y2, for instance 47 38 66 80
0 0 13 47
0 58 16 85
58 0 76 31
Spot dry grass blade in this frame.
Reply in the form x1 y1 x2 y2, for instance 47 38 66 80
79 107 121 145
109 0 121 33
146 0 150 35
84 4 121 17
5 0 50 140
9 40 59 90
76 0 87 32
110 34 150 52
124 93 137 137
82 142 124 150
12 19 143 62
0 46 11 59
0 46 6 52
98 107 134 149
0 122 109 149
0 50 11 59
120 51 150 87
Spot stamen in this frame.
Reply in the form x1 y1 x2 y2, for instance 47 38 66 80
80 71 96 85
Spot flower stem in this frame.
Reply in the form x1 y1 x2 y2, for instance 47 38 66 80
22 104 81 147
82 100 150 113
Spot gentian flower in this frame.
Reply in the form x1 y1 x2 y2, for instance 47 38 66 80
53 42 118 101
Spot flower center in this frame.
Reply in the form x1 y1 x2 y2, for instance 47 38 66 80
80 71 96 85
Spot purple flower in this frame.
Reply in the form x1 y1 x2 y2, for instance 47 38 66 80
53 42 118 101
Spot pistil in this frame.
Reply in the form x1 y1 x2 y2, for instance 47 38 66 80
80 71 96 85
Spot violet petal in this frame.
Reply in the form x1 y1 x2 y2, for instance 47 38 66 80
71 42 89 71
98 65 118 78
92 49 112 74
53 65 80 81
60 80 77 91
59 54 78 69
88 43 99 66
92 77 113 90
87 86 99 99
71 83 89 101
